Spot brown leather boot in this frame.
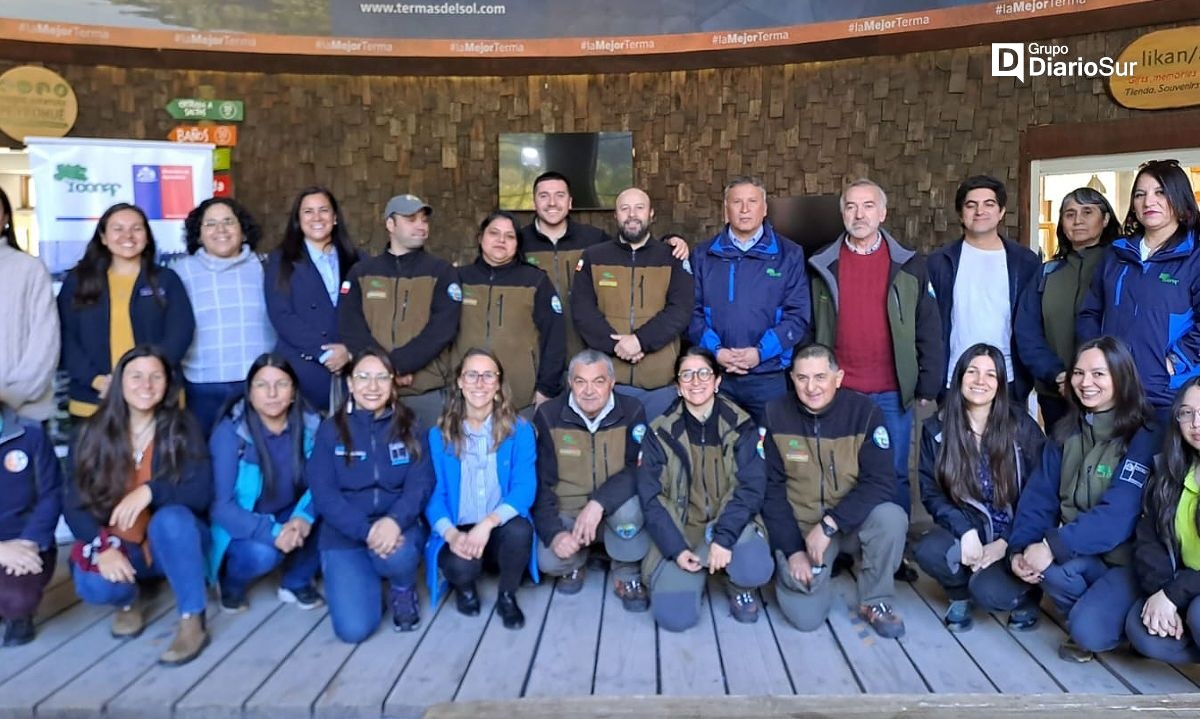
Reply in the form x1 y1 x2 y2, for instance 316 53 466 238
159 613 209 666
111 601 145 638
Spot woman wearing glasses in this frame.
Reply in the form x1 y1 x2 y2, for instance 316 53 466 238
1126 377 1200 663
174 198 275 435
307 350 434 642
637 347 773 631
1078 159 1200 418
426 348 538 630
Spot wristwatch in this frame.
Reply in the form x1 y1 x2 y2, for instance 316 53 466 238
820 516 837 538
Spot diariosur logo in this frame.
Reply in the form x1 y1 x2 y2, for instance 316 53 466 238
991 42 1138 82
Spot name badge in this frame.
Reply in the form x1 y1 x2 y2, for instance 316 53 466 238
597 280 619 288
334 444 368 461
462 297 479 306
559 447 582 457
137 286 163 298
365 290 387 300
389 441 410 466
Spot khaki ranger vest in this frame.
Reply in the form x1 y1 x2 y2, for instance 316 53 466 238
453 281 539 408
588 262 678 389
549 424 628 515
771 430 865 530
527 246 587 359
358 274 449 395
1059 413 1132 566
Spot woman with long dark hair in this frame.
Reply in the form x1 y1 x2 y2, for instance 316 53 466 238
638 347 772 632
426 348 537 629
1126 377 1200 663
0 187 60 421
64 346 212 666
307 349 433 642
1017 188 1121 429
972 336 1157 662
57 203 195 420
1078 160 1200 416
264 187 361 413
174 198 275 435
914 343 1045 632
208 353 322 613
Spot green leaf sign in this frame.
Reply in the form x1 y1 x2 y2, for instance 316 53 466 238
165 99 244 122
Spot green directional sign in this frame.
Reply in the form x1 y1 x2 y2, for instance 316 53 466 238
165 98 244 122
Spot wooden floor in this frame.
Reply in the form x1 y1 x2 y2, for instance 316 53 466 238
4 547 1200 719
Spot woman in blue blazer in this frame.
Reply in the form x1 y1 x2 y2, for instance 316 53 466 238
264 187 361 413
427 348 538 630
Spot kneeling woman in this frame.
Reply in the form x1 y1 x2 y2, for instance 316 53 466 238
0 401 64 646
1126 378 1200 663
638 347 773 632
308 349 434 642
65 346 212 666
208 354 322 613
915 343 1045 632
973 336 1156 662
426 348 538 629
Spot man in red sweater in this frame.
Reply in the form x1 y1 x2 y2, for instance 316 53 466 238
807 179 944 580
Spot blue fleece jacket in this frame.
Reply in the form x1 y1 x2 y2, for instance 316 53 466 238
0 408 63 550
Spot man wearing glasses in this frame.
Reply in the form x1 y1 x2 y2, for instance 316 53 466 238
531 350 652 611
339 194 461 430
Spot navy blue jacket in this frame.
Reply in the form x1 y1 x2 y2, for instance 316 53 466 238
918 410 1045 543
1077 232 1200 410
927 237 1039 399
688 222 811 375
306 410 435 551
57 267 195 407
0 408 63 550
1006 422 1157 561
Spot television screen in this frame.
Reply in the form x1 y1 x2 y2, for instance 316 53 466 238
498 132 633 211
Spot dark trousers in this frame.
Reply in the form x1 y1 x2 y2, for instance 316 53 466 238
0 548 57 619
1037 392 1069 434
1126 597 1200 664
913 526 973 601
184 380 243 438
438 516 532 594
719 371 787 426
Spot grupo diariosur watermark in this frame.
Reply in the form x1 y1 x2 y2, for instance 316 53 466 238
991 42 1138 82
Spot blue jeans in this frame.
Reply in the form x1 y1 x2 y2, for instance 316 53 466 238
1043 558 1139 653
866 391 913 515
222 536 320 596
615 384 678 421
321 522 428 643
72 505 209 616
185 380 243 438
719 371 787 425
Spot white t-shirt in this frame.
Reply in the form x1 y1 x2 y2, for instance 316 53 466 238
948 242 1013 383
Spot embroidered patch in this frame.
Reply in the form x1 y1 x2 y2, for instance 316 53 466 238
3 450 28 473
388 441 410 466
559 447 583 457
462 297 479 306
631 423 646 443
551 295 563 314
785 451 810 463
765 268 782 278
447 282 463 302
365 290 387 300
526 256 540 266
872 426 890 449
1118 460 1150 488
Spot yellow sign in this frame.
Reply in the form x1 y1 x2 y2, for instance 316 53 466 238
1109 27 1200 110
0 65 77 141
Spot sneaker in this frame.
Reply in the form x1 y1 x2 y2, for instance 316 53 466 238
894 558 919 583
496 591 525 630
220 585 249 614
557 567 586 595
159 613 209 666
859 601 906 639
613 576 649 613
278 585 325 610
390 585 420 632
111 601 145 639
1058 639 1095 663
1007 606 1039 631
943 599 973 633
728 588 760 624
2 616 35 647
455 582 481 617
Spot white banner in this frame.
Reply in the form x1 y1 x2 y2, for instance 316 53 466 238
26 137 213 274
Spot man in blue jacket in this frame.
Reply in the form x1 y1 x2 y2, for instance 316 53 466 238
688 176 811 423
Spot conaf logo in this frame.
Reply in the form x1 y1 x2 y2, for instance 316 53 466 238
56 163 121 196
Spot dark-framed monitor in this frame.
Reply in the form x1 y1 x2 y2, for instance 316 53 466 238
498 132 633 211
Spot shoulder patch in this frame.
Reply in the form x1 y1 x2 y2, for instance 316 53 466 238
631 423 646 444
550 294 563 314
1118 459 1149 489
756 426 766 459
447 282 463 302
872 426 890 450
3 449 29 473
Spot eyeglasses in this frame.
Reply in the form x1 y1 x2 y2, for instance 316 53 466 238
202 217 239 230
251 379 294 393
677 368 716 383
462 371 499 384
1175 407 1200 425
352 372 392 385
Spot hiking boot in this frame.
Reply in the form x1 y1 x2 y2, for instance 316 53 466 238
1058 639 1095 663
159 613 209 666
1007 606 1039 631
859 601 906 639
111 601 145 638
278 584 324 610
943 599 973 633
2 616 35 647
390 585 420 632
728 588 760 624
894 558 919 583
613 576 649 613
557 567 586 595
219 584 249 614
496 591 525 630
455 582 481 616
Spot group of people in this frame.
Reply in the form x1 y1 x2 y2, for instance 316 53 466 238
2 160 1200 673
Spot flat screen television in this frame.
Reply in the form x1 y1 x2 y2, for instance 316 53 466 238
498 132 633 211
